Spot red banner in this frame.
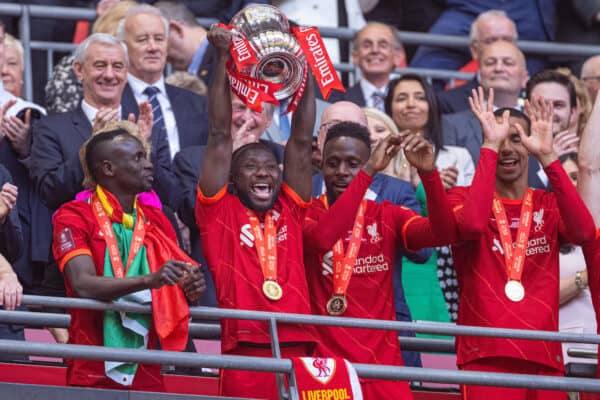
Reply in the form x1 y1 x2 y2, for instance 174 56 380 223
226 60 281 113
218 23 259 72
292 26 345 101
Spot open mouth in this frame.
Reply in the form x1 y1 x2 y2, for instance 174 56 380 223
251 183 273 201
499 159 518 169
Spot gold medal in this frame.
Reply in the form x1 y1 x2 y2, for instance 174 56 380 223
262 280 282 301
326 295 347 316
505 280 525 302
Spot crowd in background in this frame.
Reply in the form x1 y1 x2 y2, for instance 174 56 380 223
0 0 599 398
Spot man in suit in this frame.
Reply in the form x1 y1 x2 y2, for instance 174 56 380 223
117 4 209 159
410 0 556 89
330 22 405 111
30 33 177 212
313 100 430 368
442 41 528 164
154 1 215 87
436 10 518 115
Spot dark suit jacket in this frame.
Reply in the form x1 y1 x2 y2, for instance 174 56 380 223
173 141 285 307
0 141 51 286
436 78 478 115
30 102 178 211
121 83 209 152
343 82 367 107
0 164 23 264
196 44 217 89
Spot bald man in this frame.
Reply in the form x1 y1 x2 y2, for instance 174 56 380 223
581 55 600 103
312 101 430 368
443 41 529 164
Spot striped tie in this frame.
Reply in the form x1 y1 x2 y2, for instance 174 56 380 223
143 86 166 133
371 91 385 112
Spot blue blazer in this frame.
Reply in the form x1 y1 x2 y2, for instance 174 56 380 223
436 78 478 115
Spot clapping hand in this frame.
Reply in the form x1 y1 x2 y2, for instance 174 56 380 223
519 96 557 167
0 183 17 224
469 87 510 151
3 109 32 157
362 132 403 176
92 107 119 134
127 101 153 140
402 132 436 173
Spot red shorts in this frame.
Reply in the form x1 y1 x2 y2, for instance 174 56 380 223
220 343 314 400
460 357 566 400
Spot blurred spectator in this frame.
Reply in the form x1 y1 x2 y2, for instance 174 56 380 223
2 34 24 98
361 0 443 61
154 1 214 87
554 0 600 73
329 22 405 110
385 75 474 323
312 100 429 368
45 0 138 114
436 10 518 114
557 152 597 370
581 55 600 104
141 0 268 22
526 70 579 157
165 71 207 96
410 1 556 89
363 107 408 179
116 4 209 158
442 41 528 164
273 0 366 66
556 67 591 139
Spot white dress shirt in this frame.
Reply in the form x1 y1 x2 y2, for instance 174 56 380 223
360 79 388 109
127 74 180 157
80 99 122 127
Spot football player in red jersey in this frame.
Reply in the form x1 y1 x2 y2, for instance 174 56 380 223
448 87 595 400
303 120 458 399
195 26 322 399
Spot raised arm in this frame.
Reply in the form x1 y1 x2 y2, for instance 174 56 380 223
578 93 600 227
303 133 402 252
283 74 316 202
520 96 595 244
448 87 509 240
198 26 233 197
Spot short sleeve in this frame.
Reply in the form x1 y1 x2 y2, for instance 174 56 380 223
52 203 93 272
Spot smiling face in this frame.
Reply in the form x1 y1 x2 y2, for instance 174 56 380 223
74 42 127 109
123 12 167 83
495 116 530 184
390 79 429 133
322 136 370 203
232 145 282 212
352 24 399 83
530 82 574 135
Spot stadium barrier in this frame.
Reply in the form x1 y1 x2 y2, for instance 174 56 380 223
2 3 600 101
0 295 595 399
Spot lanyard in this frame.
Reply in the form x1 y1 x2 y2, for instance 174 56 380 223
492 188 534 282
91 194 146 279
247 210 277 282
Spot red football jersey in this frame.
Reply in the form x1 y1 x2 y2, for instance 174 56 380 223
449 152 595 371
195 183 318 352
304 170 455 372
52 199 175 389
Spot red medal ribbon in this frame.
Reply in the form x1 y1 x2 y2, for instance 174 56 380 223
247 210 278 282
321 196 367 296
91 194 146 279
292 26 345 101
492 188 534 282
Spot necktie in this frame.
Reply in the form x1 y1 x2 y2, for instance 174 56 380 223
143 86 166 133
371 91 385 111
278 104 291 142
